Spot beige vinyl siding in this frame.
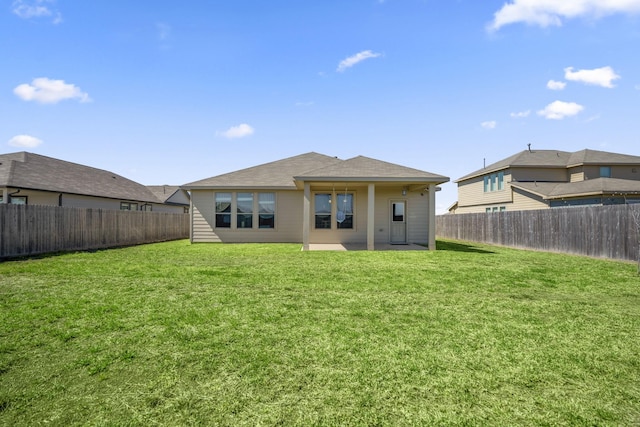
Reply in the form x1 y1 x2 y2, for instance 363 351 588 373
457 172 511 208
512 187 549 210
612 166 640 180
190 190 219 242
2 189 156 210
583 166 601 180
406 191 429 244
511 167 567 182
569 167 584 182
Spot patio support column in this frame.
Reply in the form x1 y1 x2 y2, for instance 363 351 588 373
428 183 436 251
367 183 375 251
302 181 310 251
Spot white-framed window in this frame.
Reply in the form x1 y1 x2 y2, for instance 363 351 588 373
120 202 138 211
215 193 232 228
314 193 332 229
258 193 275 229
336 193 354 229
215 192 275 229
484 172 505 193
314 192 355 230
237 193 253 229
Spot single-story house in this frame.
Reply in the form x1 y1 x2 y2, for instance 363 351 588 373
0 151 189 213
182 152 449 250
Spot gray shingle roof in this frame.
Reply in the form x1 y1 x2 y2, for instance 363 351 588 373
147 185 185 204
456 148 640 182
182 152 450 189
183 152 342 189
0 151 161 203
456 150 572 182
296 155 449 183
512 178 640 200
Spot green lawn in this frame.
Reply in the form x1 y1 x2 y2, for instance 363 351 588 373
1 240 639 426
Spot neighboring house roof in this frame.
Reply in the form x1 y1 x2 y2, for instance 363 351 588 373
147 185 189 205
0 151 160 203
512 178 640 200
182 152 450 190
455 148 640 183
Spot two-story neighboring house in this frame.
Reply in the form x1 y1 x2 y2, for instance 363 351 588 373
450 148 640 213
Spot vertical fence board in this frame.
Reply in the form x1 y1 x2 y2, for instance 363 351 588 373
0 205 189 259
437 205 640 262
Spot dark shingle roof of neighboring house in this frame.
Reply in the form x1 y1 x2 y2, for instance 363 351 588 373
0 151 160 203
182 152 450 189
512 178 640 200
147 185 188 205
455 148 640 182
456 150 572 182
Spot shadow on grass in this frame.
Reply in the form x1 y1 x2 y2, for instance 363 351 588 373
436 240 496 254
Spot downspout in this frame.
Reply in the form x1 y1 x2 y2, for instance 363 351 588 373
59 193 63 206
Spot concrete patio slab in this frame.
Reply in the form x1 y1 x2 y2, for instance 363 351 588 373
307 243 428 251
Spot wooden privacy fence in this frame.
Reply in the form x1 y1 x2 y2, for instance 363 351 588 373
436 204 640 261
0 204 189 259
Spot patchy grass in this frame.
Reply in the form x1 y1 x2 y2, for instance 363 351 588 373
0 240 639 426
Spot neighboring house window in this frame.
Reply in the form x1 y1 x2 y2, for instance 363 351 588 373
499 206 506 212
10 196 27 205
237 193 253 229
120 202 138 211
484 173 505 193
141 204 152 211
315 193 332 229
215 193 232 228
600 166 611 178
258 193 275 229
336 193 354 229
486 207 491 213
183 206 190 214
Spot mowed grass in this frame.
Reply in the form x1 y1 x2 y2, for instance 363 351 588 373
0 240 639 426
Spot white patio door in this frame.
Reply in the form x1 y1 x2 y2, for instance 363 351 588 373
390 201 407 244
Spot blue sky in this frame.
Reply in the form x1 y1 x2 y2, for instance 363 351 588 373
2 0 640 213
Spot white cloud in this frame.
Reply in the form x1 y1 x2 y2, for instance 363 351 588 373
510 110 531 118
295 101 314 107
14 78 91 104
635 84 640 90
564 66 620 88
218 123 254 139
488 0 640 31
12 0 61 23
537 100 584 120
8 134 43 148
156 22 171 41
547 80 566 90
337 50 381 72
481 121 497 129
